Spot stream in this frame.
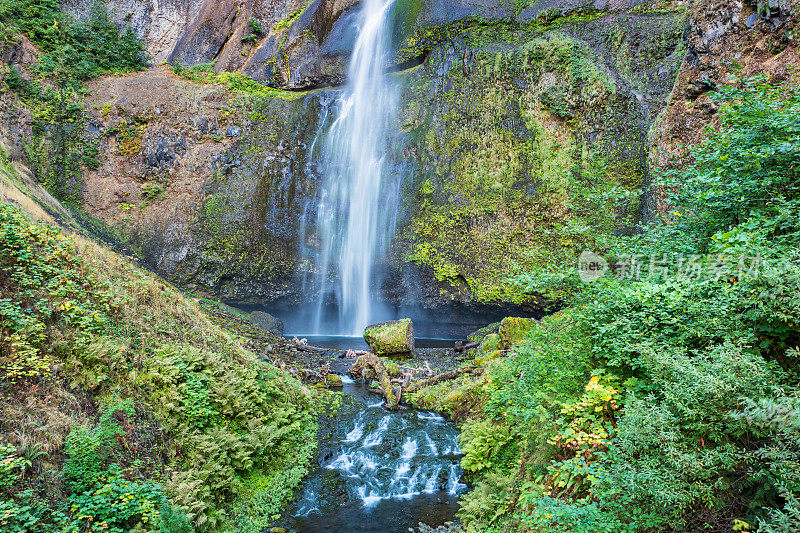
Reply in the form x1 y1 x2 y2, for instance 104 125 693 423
288 376 467 532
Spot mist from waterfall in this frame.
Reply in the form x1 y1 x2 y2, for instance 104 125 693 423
310 0 399 335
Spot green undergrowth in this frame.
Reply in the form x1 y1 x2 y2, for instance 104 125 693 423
0 0 145 83
0 202 316 532
437 76 800 532
171 62 304 101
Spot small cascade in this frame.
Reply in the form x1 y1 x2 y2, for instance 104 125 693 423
292 377 466 529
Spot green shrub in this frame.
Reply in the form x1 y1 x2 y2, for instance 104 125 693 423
0 0 147 83
459 419 519 475
486 309 591 424
662 76 800 251
62 397 134 493
0 204 316 531
463 77 800 533
247 17 262 36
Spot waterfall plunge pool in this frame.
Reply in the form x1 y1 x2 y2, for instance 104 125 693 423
281 335 458 351
286 376 467 532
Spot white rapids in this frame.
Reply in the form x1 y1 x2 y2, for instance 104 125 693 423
294 378 467 515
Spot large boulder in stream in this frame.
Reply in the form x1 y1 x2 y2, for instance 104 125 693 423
250 310 285 335
363 318 414 356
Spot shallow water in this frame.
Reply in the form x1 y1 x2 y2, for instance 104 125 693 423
287 377 466 532
283 335 457 350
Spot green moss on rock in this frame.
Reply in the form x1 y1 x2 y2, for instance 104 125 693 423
323 374 343 389
499 316 536 348
468 322 502 343
394 9 684 305
363 318 415 357
477 333 501 355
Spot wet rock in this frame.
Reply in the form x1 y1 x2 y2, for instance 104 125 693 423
322 373 343 388
412 521 463 533
363 319 414 356
498 317 536 348
250 310 285 335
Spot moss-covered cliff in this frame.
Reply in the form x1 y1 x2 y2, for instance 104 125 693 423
391 6 686 305
4 0 795 315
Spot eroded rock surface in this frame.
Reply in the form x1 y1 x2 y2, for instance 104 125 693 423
33 0 796 315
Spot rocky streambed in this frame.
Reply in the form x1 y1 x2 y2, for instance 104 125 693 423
202 305 483 531
287 375 467 533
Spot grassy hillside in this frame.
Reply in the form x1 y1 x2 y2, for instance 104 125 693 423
0 200 316 532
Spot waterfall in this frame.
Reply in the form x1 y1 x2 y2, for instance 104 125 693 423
311 0 399 335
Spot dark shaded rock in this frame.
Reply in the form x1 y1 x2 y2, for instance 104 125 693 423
251 310 285 335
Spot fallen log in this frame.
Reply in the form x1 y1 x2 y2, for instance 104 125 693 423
454 341 480 353
292 337 327 353
340 349 369 359
405 365 483 395
364 353 400 409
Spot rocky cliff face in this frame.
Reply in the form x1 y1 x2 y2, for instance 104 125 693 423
38 0 797 313
651 0 797 174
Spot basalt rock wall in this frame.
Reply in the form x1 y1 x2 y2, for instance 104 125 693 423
45 0 797 313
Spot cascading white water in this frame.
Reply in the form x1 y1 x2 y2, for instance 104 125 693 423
296 405 466 513
312 0 399 334
290 378 466 531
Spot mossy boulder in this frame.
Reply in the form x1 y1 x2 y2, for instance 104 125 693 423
475 349 504 367
476 333 501 356
363 318 415 356
323 374 343 389
499 317 536 348
468 322 501 343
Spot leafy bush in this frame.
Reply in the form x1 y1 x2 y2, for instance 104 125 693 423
486 309 591 424
457 77 800 532
0 203 116 385
0 0 147 199
62 397 134 493
0 0 147 83
662 76 800 250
